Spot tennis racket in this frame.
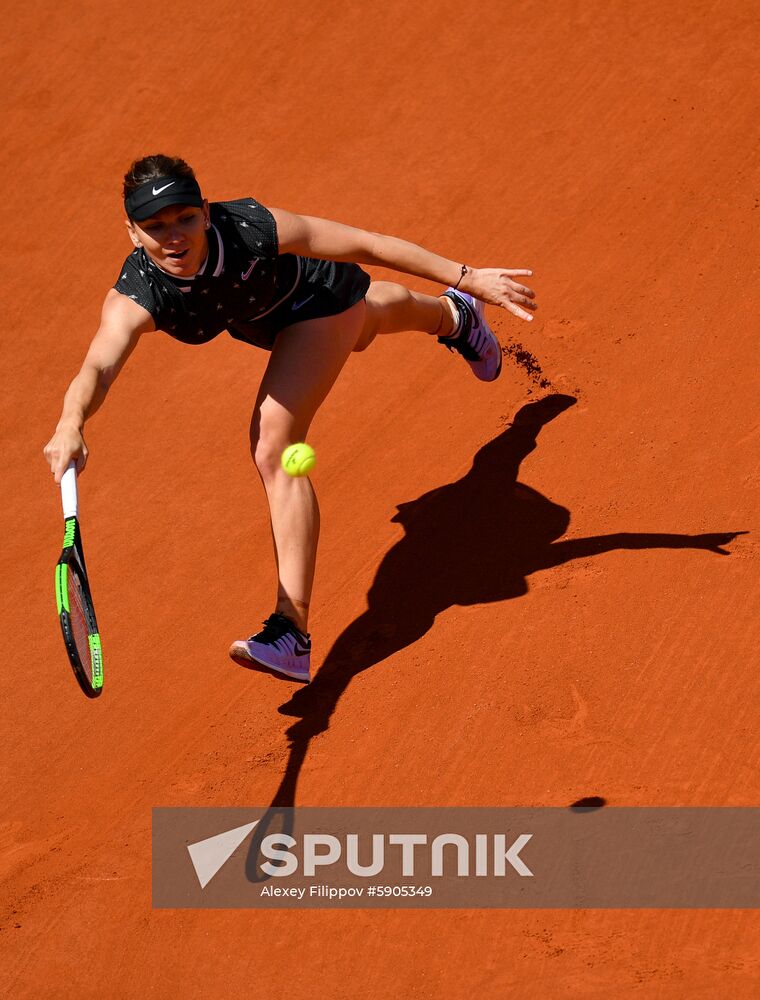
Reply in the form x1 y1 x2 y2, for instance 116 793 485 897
55 462 104 697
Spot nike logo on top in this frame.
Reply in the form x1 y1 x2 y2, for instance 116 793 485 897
241 260 258 281
291 294 315 311
152 181 176 195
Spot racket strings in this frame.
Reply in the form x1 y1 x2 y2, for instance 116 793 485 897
68 567 94 682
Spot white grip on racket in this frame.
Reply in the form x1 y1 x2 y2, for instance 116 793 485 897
61 462 79 519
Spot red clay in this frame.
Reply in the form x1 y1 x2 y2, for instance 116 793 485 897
3 1 759 996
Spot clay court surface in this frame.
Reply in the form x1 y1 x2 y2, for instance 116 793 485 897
3 0 759 995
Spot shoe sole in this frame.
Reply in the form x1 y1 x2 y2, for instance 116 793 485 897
228 642 310 683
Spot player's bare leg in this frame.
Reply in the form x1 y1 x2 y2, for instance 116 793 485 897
354 280 457 351
249 300 367 633
356 279 503 382
230 300 367 681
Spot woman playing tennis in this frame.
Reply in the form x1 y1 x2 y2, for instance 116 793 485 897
43 154 537 684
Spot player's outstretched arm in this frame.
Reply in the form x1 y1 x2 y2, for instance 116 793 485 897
43 290 155 483
271 207 537 322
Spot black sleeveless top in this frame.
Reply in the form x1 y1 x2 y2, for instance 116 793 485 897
113 198 302 350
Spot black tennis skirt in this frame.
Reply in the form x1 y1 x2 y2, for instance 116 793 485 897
227 256 372 350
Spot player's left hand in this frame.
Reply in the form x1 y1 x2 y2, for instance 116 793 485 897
463 268 537 322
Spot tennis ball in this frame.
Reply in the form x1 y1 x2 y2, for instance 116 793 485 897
281 442 316 477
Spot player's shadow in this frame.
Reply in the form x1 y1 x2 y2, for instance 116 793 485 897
260 393 742 809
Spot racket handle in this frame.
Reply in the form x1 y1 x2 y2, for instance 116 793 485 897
61 462 79 519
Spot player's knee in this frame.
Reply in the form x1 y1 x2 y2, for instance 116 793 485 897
251 432 285 483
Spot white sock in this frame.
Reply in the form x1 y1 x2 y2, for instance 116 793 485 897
440 296 462 338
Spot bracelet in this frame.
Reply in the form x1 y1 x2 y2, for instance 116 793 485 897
453 264 468 290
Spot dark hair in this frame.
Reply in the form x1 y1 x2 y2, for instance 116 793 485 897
122 154 196 198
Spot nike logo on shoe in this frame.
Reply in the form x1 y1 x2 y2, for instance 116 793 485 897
291 642 311 656
241 261 258 281
152 181 176 195
291 294 315 311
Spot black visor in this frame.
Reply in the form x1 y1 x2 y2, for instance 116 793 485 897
125 175 204 221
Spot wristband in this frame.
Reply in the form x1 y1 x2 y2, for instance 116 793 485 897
453 264 468 290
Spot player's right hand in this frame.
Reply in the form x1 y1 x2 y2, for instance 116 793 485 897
43 424 88 484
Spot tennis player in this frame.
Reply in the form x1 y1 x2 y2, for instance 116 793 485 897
43 154 537 683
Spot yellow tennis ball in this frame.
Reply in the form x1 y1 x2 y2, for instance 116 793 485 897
281 442 317 477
